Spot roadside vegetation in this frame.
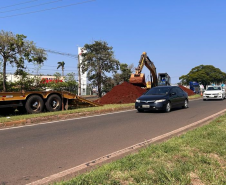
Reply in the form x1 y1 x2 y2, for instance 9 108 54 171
0 103 134 123
57 113 226 185
0 95 200 124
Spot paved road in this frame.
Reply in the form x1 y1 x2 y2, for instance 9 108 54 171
0 99 226 185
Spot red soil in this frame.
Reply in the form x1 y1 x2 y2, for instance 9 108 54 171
178 85 195 96
95 82 147 104
95 83 195 105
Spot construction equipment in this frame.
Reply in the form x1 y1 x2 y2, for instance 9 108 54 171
0 91 102 114
129 52 170 88
158 73 171 86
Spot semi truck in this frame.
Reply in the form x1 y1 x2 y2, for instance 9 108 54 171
189 81 200 94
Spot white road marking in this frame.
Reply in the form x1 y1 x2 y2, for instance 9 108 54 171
0 109 135 131
0 98 208 131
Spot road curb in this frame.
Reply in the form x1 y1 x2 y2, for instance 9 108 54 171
27 108 226 185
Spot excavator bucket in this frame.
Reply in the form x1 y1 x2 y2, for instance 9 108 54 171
129 73 146 87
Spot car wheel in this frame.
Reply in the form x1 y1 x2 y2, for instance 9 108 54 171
137 109 144 113
203 99 206 101
165 102 171 112
182 99 188 108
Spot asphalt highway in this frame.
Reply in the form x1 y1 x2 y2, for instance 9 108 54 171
0 99 226 185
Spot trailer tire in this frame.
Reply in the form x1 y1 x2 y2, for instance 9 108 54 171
25 95 44 114
45 94 62 112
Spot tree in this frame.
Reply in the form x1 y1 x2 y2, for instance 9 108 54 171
179 65 226 88
64 72 78 93
119 63 133 82
112 63 133 86
81 41 119 97
57 61 65 77
102 77 115 93
0 30 47 92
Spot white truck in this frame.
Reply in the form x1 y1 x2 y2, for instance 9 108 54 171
203 86 226 101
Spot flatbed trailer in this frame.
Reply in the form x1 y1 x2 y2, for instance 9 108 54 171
0 91 101 114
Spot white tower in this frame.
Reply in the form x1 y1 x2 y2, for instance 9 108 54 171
78 47 87 95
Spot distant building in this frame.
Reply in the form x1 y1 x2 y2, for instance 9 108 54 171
6 74 64 83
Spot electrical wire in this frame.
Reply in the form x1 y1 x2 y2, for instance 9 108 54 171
43 48 78 58
0 0 95 18
0 0 40 9
0 0 64 14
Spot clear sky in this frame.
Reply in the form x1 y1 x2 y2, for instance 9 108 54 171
1 0 226 84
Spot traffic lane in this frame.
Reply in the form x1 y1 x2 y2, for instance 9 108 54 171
0 99 226 184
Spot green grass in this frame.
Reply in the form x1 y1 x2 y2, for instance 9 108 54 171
0 94 201 124
188 94 202 99
56 113 226 185
0 103 134 123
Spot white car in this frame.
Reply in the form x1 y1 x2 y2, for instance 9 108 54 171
203 86 226 100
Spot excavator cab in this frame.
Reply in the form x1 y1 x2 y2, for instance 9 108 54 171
158 73 171 86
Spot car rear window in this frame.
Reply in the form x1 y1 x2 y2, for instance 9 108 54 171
145 87 171 95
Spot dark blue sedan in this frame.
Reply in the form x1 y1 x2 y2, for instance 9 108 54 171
135 86 189 112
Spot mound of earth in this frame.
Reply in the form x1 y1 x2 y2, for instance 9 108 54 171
95 82 147 104
179 85 196 96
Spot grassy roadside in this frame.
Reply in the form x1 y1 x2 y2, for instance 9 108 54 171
0 104 134 124
57 113 226 185
189 94 202 99
0 95 201 125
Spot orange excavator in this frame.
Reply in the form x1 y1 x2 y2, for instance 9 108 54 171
129 52 170 89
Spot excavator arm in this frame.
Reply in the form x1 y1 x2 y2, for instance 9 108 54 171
129 52 157 88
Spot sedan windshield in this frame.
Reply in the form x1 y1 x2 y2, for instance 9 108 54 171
145 87 171 95
207 87 221 90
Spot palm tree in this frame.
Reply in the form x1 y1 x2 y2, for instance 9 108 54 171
57 61 65 77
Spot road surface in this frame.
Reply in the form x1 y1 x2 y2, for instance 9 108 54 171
0 99 226 184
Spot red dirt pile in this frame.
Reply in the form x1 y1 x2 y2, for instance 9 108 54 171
179 85 195 96
95 82 147 104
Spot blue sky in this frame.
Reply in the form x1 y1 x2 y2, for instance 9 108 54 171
1 0 226 84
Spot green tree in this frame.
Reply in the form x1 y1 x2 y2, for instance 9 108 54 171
179 65 226 88
57 61 65 77
102 77 115 93
81 41 119 97
113 73 121 86
0 30 47 92
119 63 133 82
64 72 78 93
112 63 133 86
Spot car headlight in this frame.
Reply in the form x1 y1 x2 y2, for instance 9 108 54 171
155 99 166 103
136 99 140 103
218 92 222 95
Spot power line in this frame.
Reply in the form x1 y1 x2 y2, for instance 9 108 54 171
0 0 64 14
0 0 40 10
43 48 78 58
26 64 78 68
0 0 95 18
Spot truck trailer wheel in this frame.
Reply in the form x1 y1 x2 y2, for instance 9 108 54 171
45 94 62 112
25 95 44 114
